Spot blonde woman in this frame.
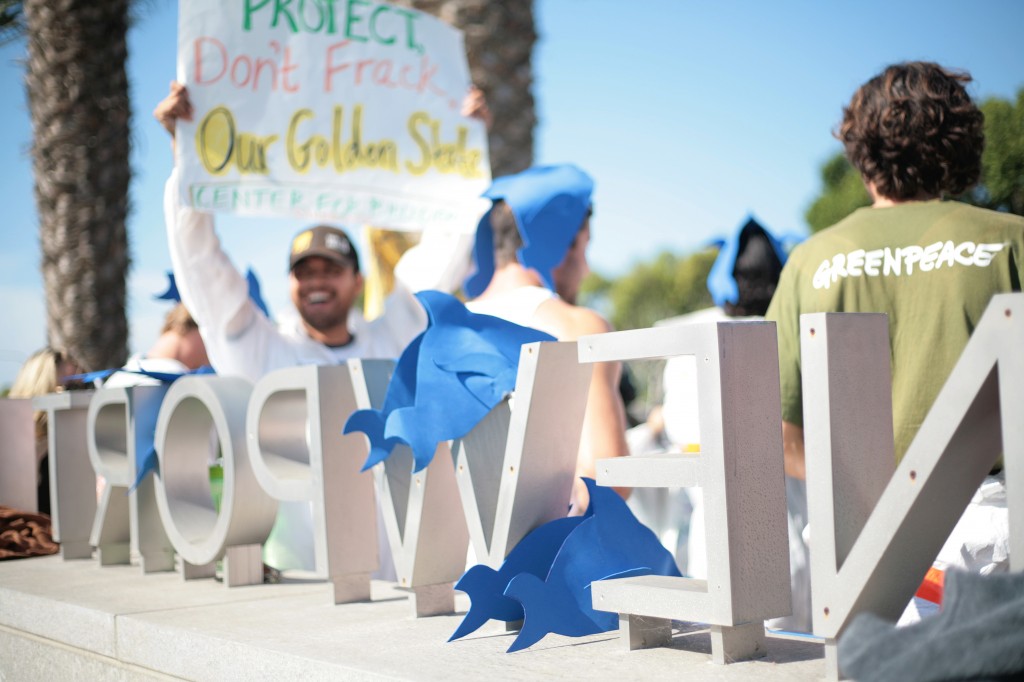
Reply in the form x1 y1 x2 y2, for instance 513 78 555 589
8 347 82 514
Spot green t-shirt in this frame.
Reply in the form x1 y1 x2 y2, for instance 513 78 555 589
766 200 1024 462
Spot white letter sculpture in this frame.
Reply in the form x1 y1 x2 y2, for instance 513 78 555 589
578 321 792 663
32 390 96 559
450 341 591 569
350 359 470 617
153 375 277 586
0 398 39 512
802 293 1024 680
87 385 175 571
246 364 380 604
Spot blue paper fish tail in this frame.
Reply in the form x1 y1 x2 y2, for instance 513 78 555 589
345 409 395 471
505 571 606 652
450 565 525 642
359 445 392 472
503 573 552 652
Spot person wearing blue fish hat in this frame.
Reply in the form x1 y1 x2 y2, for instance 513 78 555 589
464 164 630 514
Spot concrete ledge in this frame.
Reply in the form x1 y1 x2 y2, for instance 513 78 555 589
0 556 825 680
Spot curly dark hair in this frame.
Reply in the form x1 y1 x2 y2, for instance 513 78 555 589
838 61 984 201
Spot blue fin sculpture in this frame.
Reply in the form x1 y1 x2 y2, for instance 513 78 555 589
154 268 270 318
502 478 682 652
245 267 271 318
129 365 214 491
154 272 180 302
450 514 589 642
344 290 554 473
345 334 422 471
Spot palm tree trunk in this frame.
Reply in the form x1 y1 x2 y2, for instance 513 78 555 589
23 0 131 372
394 0 536 178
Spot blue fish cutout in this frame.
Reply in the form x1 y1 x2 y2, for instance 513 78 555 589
154 272 180 302
155 268 270 318
245 267 271 318
344 334 423 471
344 290 554 473
450 514 589 642
502 478 682 652
465 165 594 299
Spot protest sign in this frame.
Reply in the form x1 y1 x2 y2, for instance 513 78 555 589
175 0 491 233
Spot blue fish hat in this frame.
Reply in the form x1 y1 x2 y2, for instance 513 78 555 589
706 216 789 309
464 164 595 299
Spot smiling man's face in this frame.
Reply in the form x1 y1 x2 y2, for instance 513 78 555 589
289 255 363 343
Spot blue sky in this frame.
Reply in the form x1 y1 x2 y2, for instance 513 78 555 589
2 0 1023 387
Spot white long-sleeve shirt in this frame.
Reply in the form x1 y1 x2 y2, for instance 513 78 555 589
163 168 474 574
163 168 473 382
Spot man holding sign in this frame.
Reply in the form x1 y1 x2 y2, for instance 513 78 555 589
156 0 491 383
155 0 492 572
159 96 473 381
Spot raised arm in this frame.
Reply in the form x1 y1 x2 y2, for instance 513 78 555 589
575 343 631 513
156 82 295 382
153 81 192 154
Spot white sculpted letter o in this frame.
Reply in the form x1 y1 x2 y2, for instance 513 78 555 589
153 376 278 568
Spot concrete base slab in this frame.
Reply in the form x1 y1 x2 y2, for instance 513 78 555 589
0 556 825 681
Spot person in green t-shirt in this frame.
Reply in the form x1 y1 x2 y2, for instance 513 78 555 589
767 60 1024 478
766 63 1021 612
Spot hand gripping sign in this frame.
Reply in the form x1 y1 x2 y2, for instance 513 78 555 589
176 0 490 234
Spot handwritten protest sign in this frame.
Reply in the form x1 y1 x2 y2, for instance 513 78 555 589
175 0 491 233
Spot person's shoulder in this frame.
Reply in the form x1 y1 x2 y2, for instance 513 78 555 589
945 201 1024 230
538 298 612 340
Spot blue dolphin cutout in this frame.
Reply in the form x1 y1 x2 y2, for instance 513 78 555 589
155 269 270 318
344 290 554 473
450 514 590 642
502 478 682 652
154 272 180 302
344 333 423 471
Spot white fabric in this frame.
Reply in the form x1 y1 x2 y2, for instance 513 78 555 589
164 168 473 384
163 168 472 576
898 473 1009 626
465 285 556 327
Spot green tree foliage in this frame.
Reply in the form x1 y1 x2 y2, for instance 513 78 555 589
975 90 1024 215
804 153 870 233
805 88 1024 232
580 249 718 333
